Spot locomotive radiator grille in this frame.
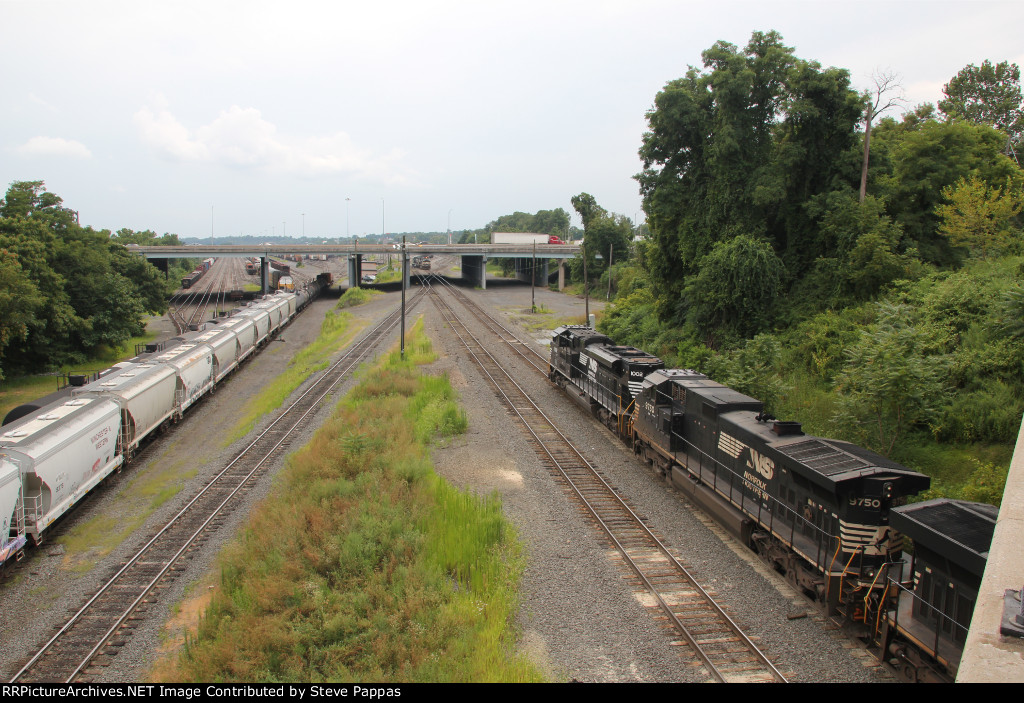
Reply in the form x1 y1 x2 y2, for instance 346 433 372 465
775 439 870 476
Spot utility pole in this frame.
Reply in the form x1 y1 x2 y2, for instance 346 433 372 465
583 243 589 326
607 243 614 300
400 236 407 359
531 240 536 313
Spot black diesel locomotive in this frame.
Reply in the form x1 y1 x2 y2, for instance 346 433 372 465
548 324 998 682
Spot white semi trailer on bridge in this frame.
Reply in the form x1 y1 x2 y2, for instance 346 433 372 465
491 232 565 245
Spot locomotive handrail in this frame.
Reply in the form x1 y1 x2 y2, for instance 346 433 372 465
836 544 868 617
824 541 843 603
873 564 902 638
619 396 636 436
862 561 891 625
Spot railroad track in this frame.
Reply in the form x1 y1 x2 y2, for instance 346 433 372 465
426 280 786 683
430 276 549 376
10 290 425 683
169 258 246 333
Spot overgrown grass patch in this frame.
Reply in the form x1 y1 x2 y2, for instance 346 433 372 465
375 266 401 284
157 321 542 682
225 306 365 445
337 287 381 308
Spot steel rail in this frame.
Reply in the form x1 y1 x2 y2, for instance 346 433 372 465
428 275 549 376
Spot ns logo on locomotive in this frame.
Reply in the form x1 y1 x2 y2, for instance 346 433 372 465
548 324 999 683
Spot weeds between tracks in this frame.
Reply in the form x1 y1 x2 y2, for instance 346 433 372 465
156 320 543 683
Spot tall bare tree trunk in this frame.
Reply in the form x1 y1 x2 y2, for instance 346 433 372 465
859 112 872 203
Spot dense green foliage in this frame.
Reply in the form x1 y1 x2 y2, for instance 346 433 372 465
637 31 863 328
602 33 1024 505
0 181 182 380
568 192 635 285
938 60 1022 149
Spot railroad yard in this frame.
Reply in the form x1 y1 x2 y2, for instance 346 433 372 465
0 256 893 683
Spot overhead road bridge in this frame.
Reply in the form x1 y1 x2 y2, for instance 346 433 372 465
126 243 581 291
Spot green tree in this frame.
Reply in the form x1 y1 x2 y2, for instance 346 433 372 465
936 175 1023 257
529 209 571 238
684 234 785 344
569 193 607 229
938 60 1022 147
1000 285 1024 338
111 228 183 246
833 302 950 456
0 249 45 380
804 190 916 301
570 193 632 282
637 31 862 323
875 119 1020 264
0 181 168 376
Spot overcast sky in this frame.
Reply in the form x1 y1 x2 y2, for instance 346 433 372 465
3 0 1022 239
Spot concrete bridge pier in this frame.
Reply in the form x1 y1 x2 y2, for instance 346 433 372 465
260 256 269 294
347 254 363 288
513 257 549 286
460 254 487 289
